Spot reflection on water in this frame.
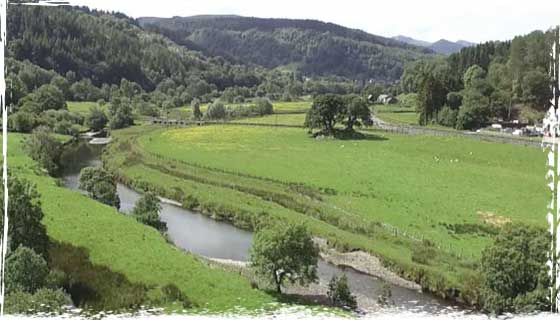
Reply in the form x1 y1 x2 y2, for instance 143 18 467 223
60 141 456 313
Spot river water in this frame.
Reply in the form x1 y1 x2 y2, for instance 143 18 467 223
60 142 459 313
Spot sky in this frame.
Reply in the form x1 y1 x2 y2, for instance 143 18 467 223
66 0 560 43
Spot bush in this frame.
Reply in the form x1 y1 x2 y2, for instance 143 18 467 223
85 106 108 131
255 98 274 116
204 100 227 120
411 243 437 265
5 246 49 294
79 167 120 208
24 126 62 175
480 224 549 314
446 92 463 109
8 111 37 133
327 275 357 310
5 288 71 315
437 106 458 128
397 93 418 109
132 192 167 232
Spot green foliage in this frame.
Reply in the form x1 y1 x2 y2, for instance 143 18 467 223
204 100 227 120
327 275 357 310
437 106 458 128
140 15 431 82
254 98 274 116
191 98 203 120
0 176 49 258
20 84 67 113
5 288 71 315
24 126 63 174
5 246 49 294
132 192 167 232
250 223 319 293
304 94 345 134
446 92 462 109
108 97 134 129
480 224 550 314
342 95 372 130
8 111 37 133
455 90 490 130
86 106 109 131
521 70 550 110
396 93 418 109
79 167 120 208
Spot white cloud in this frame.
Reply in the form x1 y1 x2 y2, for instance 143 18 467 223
68 0 560 42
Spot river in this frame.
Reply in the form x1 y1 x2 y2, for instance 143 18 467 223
60 142 460 314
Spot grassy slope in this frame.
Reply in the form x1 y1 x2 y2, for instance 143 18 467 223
105 123 547 300
8 133 276 312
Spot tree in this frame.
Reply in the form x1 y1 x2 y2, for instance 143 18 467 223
5 246 48 294
85 106 108 131
342 95 372 131
480 224 549 314
327 275 357 309
250 223 318 293
191 98 203 120
24 126 62 175
304 94 345 135
204 100 227 120
132 192 167 232
255 98 274 116
21 84 67 113
446 92 463 110
0 175 49 258
455 89 490 130
79 167 120 208
521 70 550 111
108 97 134 129
8 111 37 133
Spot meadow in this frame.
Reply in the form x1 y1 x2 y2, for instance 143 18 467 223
8 133 277 312
105 123 548 302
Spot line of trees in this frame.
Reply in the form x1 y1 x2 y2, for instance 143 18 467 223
401 28 556 130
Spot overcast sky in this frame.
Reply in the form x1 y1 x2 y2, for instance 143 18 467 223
66 0 559 43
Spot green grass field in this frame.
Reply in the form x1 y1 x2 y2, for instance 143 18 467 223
67 101 106 116
105 123 548 300
167 101 311 121
8 133 277 313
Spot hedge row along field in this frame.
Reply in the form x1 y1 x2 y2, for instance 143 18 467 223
7 133 277 313
104 124 547 305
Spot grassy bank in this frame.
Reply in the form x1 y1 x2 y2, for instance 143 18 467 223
104 123 547 304
8 133 277 313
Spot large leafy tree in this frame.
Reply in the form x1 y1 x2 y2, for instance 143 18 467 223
0 175 49 258
132 192 167 232
24 126 62 175
79 167 120 208
85 106 109 131
304 94 345 135
250 223 318 293
480 224 549 314
342 95 372 131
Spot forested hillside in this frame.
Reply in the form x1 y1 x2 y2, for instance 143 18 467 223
138 15 434 81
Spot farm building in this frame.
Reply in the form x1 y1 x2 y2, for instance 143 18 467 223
376 94 398 105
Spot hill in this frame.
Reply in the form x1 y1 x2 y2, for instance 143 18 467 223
392 36 474 54
138 15 434 82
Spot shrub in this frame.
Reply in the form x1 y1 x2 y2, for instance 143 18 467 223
5 288 71 315
132 192 167 232
24 126 62 175
411 243 437 265
85 106 108 131
8 111 37 133
204 100 227 120
255 98 274 116
5 246 49 294
327 275 357 310
79 167 120 208
437 106 458 128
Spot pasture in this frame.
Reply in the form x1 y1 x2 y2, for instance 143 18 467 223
106 124 548 298
7 133 277 312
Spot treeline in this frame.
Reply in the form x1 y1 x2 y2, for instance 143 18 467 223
139 15 433 82
401 28 556 129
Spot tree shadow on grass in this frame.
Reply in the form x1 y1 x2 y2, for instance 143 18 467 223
310 129 388 141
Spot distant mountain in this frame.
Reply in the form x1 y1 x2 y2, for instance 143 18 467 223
138 15 435 82
392 35 431 48
392 36 474 55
